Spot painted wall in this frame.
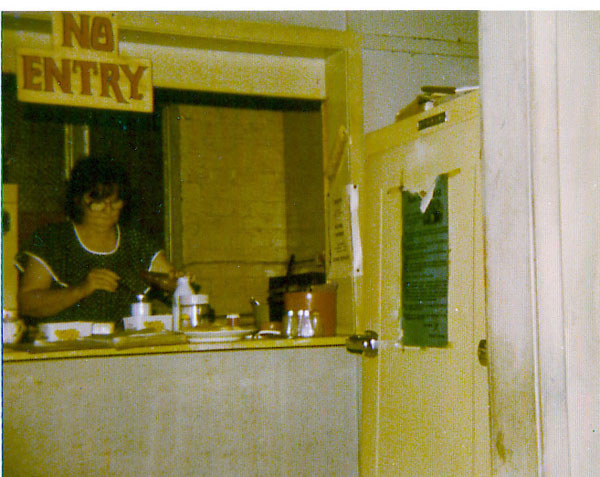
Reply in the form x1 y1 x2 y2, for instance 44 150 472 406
177 11 479 133
283 110 325 265
3 347 359 476
170 103 324 317
349 11 479 133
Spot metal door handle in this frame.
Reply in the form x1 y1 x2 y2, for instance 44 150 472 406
345 330 378 357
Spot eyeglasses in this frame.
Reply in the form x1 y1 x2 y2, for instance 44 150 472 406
85 198 124 212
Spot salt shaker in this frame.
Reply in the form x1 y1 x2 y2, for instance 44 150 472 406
282 310 298 338
298 309 314 337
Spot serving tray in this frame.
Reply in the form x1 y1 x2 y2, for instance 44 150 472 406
183 327 255 343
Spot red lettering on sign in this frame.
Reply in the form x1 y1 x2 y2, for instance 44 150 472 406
90 17 114 52
72 60 98 95
62 13 114 53
43 57 72 94
22 55 43 91
62 13 90 49
19 51 151 110
100 63 126 103
120 64 147 100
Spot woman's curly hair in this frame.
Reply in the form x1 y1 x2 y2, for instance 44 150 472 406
65 155 134 224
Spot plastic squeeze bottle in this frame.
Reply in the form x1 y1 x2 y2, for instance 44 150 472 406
172 276 193 331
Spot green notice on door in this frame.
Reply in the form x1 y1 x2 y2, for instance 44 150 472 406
401 175 449 347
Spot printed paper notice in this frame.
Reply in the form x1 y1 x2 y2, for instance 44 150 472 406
328 184 362 278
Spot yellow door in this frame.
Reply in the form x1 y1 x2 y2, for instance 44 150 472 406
357 92 490 476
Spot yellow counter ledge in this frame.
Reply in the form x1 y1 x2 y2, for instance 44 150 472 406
3 335 349 362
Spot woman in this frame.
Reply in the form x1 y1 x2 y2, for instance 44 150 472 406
18 155 177 325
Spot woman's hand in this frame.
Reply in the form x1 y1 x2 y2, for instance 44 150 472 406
79 268 121 296
150 251 198 288
19 259 121 318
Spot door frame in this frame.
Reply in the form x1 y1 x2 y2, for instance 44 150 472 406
480 12 600 475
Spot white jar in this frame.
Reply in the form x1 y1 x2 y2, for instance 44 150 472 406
172 276 193 331
180 294 210 328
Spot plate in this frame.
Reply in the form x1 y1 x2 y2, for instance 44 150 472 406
3 319 26 344
184 327 255 343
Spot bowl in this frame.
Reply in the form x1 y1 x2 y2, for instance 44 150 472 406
39 321 94 342
123 314 173 332
3 319 26 344
91 322 115 335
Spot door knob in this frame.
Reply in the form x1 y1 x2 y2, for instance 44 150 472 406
345 330 378 357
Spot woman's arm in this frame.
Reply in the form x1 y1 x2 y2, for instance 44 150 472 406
148 251 197 289
19 257 121 318
148 251 177 276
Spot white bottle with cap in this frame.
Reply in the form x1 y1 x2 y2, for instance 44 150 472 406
172 276 193 331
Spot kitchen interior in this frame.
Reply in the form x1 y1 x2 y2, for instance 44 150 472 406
3 10 598 477
1 10 473 477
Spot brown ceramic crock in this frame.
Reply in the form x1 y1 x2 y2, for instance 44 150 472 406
283 287 336 336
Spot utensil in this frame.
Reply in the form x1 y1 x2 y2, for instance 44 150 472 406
285 254 295 292
139 271 178 292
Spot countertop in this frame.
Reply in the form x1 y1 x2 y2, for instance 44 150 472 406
2 335 348 362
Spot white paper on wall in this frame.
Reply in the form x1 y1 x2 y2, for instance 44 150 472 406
328 183 363 278
348 184 363 277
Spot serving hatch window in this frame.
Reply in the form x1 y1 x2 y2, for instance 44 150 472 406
1 73 165 250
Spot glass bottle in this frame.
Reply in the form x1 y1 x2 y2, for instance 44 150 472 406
172 276 193 331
